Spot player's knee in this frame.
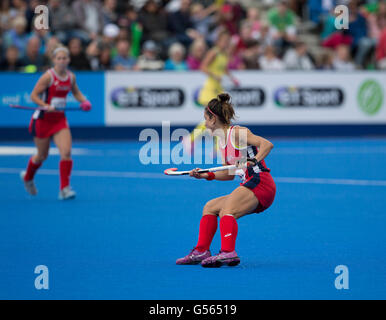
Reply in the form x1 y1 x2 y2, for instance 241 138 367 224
35 152 48 162
202 200 217 216
60 150 71 160
202 202 212 215
219 209 236 219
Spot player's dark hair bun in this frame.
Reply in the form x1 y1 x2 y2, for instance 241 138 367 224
218 93 231 103
206 92 235 125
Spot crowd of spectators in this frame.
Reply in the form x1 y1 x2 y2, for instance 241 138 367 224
0 0 385 72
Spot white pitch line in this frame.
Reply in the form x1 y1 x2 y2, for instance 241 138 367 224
0 168 167 179
273 146 386 154
1 167 386 186
0 146 100 156
274 177 386 186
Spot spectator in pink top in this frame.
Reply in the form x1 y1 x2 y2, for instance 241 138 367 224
376 10 386 69
245 7 261 40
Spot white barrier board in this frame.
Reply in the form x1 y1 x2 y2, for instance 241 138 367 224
105 71 386 125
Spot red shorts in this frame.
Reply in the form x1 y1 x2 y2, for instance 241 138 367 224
241 171 276 213
29 112 69 138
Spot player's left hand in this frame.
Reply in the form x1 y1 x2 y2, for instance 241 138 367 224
246 158 259 167
235 158 258 168
80 100 92 112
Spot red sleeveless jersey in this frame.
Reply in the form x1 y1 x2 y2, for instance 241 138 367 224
220 125 276 213
220 125 270 182
33 68 73 120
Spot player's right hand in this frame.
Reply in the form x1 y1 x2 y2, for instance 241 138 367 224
189 168 206 179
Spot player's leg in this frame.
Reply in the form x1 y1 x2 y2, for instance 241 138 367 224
53 128 75 199
21 137 50 195
32 137 51 164
219 186 259 219
201 187 258 267
195 195 228 251
176 195 228 265
219 186 258 250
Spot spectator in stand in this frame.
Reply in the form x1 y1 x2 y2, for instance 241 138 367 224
288 0 308 20
48 0 89 45
332 44 356 71
317 50 334 70
68 37 91 70
227 0 246 32
167 0 199 47
101 23 119 48
0 45 23 71
21 36 45 72
25 0 42 33
190 2 216 44
72 0 104 42
347 0 373 68
226 21 250 70
112 39 136 71
320 3 357 50
258 21 274 48
117 5 143 58
242 39 260 70
29 15 53 56
245 7 262 41
99 44 113 70
135 40 164 71
228 51 245 70
86 39 101 70
102 0 118 25
258 44 285 71
267 0 297 55
3 15 29 59
217 4 238 36
186 38 207 70
208 2 244 48
86 40 113 71
232 20 253 56
109 26 131 58
362 0 386 68
131 0 148 11
322 28 353 50
308 0 335 26
10 0 28 20
0 0 18 33
116 27 130 42
164 42 188 71
376 28 386 69
282 40 315 70
41 36 60 70
375 2 386 69
138 0 170 55
320 8 338 42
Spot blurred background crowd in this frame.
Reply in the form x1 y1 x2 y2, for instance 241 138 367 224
0 0 385 72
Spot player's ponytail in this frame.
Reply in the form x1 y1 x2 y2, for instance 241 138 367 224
206 93 235 126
